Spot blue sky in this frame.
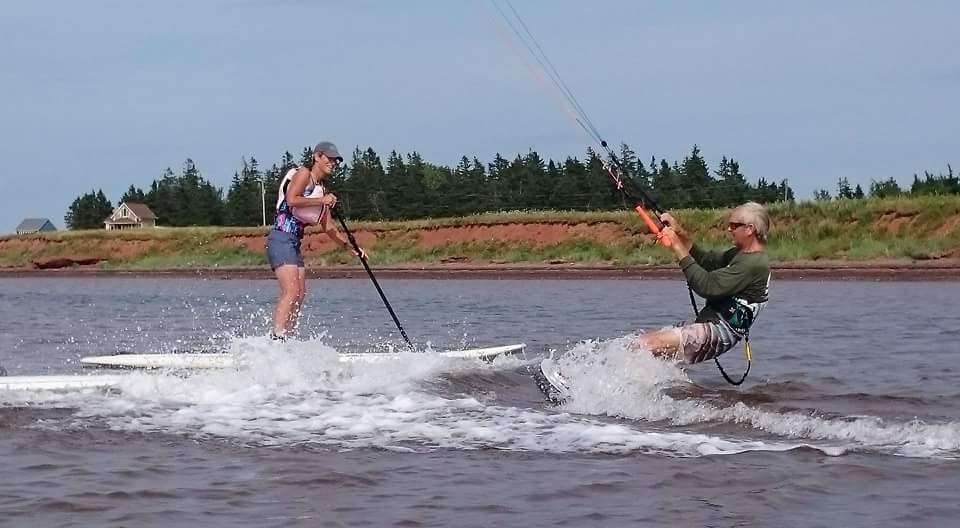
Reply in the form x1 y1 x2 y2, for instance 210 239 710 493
2 0 957 232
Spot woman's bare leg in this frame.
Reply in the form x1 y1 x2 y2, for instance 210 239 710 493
272 265 303 338
285 267 307 335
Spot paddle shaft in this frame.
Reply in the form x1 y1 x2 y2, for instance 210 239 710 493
331 209 414 349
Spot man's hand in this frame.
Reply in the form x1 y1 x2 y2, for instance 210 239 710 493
660 227 691 260
659 212 688 237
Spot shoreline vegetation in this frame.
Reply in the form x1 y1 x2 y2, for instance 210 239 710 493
4 196 960 280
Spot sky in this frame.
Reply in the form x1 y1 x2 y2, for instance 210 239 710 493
1 0 958 232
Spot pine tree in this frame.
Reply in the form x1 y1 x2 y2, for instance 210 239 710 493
225 157 263 226
145 168 180 226
550 157 586 209
584 148 617 210
120 185 146 204
651 159 679 208
487 154 510 211
65 189 113 229
342 147 386 219
300 146 314 168
869 177 902 198
715 157 750 206
836 177 854 200
678 145 715 208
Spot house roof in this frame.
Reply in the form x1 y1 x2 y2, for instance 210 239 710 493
122 202 156 220
16 218 54 232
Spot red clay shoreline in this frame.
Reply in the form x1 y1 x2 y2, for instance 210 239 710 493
2 261 959 281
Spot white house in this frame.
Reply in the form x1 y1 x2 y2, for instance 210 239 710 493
104 202 157 230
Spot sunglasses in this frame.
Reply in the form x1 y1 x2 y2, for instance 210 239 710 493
322 154 342 166
727 222 749 232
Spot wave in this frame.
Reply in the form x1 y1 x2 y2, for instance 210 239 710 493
554 337 960 458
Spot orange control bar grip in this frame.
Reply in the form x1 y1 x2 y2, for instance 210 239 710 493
634 205 671 247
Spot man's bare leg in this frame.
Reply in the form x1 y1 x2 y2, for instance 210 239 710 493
630 328 683 361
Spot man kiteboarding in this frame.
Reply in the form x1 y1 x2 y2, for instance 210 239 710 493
632 202 771 365
537 201 771 401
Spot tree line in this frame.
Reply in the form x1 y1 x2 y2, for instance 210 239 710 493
63 144 955 229
813 165 958 201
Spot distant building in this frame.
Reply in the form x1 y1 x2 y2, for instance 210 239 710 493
15 218 57 235
104 202 157 230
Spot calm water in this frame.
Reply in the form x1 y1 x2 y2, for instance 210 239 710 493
0 277 958 527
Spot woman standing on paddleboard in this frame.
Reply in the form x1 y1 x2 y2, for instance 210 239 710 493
266 141 366 340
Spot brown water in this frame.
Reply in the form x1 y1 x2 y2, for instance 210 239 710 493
1 277 958 527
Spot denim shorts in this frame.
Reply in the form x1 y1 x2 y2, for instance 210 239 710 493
266 229 304 270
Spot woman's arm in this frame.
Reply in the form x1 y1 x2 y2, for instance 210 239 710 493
285 168 335 208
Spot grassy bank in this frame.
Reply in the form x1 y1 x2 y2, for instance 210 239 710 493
2 196 958 269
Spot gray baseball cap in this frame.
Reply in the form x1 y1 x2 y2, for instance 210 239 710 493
314 141 343 161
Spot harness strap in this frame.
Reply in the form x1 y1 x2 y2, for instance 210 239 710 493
688 287 753 386
714 334 751 386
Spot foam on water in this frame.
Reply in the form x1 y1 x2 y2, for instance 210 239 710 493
555 336 960 458
2 336 808 458
5 335 957 459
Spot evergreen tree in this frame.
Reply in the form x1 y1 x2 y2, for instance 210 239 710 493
549 157 586 209
120 185 146 204
342 148 386 219
715 157 750 206
629 158 653 206
383 151 417 219
869 177 902 198
300 146 314 168
180 159 224 226
415 160 454 216
225 157 264 226
145 167 180 226
143 160 224 226
677 145 715 208
910 165 959 195
446 156 474 216
617 143 644 188
487 154 510 211
584 148 617 210
65 189 113 230
836 177 854 199
777 179 795 202
651 159 679 208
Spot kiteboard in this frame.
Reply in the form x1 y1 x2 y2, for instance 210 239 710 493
531 358 571 404
79 343 526 370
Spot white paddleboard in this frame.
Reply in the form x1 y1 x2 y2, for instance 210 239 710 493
79 343 526 370
0 374 125 391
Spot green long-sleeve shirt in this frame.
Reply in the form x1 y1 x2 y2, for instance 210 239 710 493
679 245 770 330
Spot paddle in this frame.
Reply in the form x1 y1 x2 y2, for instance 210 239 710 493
331 208 414 349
